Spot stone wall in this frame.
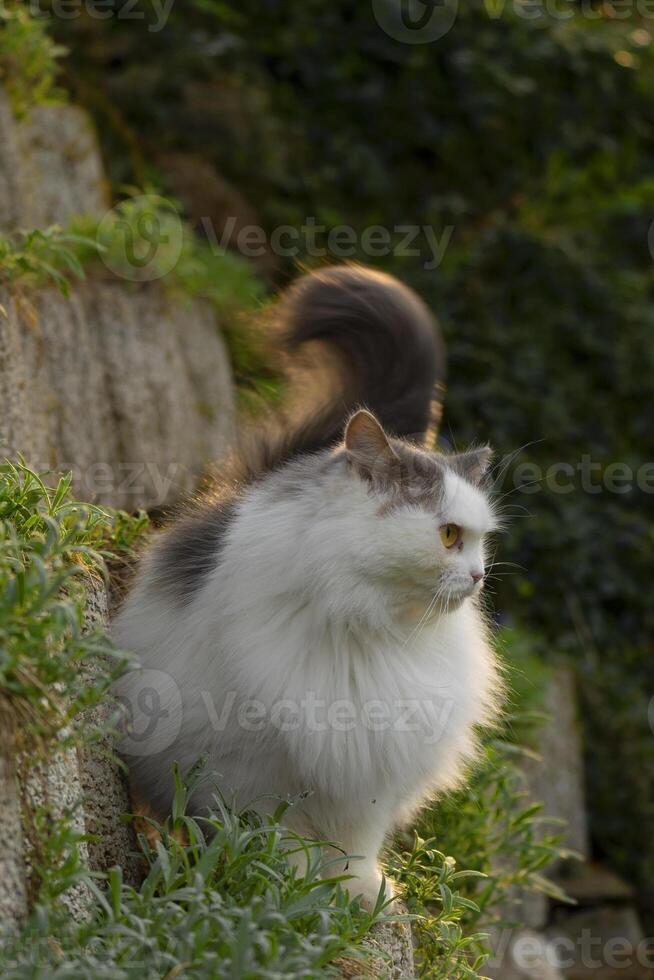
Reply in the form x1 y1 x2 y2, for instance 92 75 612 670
0 282 235 510
0 86 235 512
485 666 653 980
0 90 108 231
0 575 136 930
0 84 234 926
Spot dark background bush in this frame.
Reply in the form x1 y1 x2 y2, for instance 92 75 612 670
51 0 654 923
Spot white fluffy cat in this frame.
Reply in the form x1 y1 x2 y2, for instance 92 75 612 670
113 264 503 907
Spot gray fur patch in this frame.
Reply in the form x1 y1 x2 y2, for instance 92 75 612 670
151 498 239 604
351 435 446 511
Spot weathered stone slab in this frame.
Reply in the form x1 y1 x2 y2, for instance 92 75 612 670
19 740 93 921
485 927 566 980
0 92 23 232
363 911 415 978
0 83 235 511
337 903 415 978
76 577 139 884
548 905 654 979
488 663 589 936
0 88 108 231
0 281 235 510
0 750 28 932
522 664 589 862
1 575 140 928
556 862 635 907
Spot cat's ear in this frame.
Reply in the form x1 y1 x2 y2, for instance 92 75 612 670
345 410 397 480
447 446 493 484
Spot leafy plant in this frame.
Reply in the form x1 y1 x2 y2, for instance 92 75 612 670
388 737 569 977
0 226 99 296
0 458 145 746
0 2 67 117
1 764 386 979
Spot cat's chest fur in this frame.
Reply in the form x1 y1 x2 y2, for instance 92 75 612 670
210 593 498 806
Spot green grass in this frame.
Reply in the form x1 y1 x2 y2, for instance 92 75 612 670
2 746 566 980
0 458 146 748
2 762 387 979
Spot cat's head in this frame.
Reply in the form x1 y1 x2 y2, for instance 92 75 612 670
340 410 498 615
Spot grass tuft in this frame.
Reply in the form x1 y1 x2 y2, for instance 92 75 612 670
0 457 146 749
2 763 385 979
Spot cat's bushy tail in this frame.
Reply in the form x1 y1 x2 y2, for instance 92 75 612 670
282 264 444 442
238 264 445 480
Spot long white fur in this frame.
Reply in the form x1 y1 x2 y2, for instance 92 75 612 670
113 449 502 906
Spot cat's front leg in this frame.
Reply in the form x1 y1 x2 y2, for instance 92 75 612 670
322 823 397 911
345 854 396 911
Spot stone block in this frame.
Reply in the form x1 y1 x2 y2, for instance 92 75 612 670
0 281 235 510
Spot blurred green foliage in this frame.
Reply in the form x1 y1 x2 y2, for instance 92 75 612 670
12 0 654 928
0 225 97 295
0 3 66 117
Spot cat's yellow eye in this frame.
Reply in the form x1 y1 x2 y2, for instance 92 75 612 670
439 523 462 549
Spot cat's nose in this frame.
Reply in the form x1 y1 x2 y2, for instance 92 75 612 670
470 570 484 585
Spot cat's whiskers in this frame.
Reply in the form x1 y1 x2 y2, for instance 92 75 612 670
488 438 545 484
402 583 444 649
